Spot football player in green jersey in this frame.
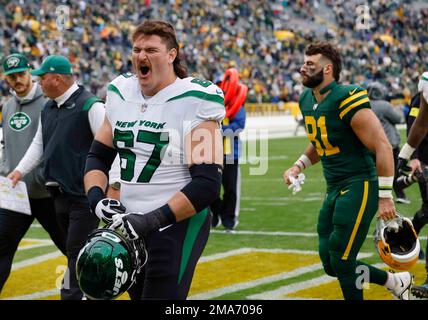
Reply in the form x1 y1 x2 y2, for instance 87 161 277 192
283 42 413 300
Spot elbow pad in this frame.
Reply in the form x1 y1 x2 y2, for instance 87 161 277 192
85 140 117 177
180 163 222 213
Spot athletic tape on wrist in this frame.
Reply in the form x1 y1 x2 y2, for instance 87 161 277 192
294 154 312 170
378 176 394 198
398 143 415 160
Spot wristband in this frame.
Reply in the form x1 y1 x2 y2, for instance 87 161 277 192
87 186 105 212
398 143 415 160
378 176 394 198
294 154 312 170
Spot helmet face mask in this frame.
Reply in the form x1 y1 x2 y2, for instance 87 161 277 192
374 214 420 271
76 228 147 300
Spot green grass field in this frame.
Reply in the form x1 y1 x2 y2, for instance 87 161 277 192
2 133 428 300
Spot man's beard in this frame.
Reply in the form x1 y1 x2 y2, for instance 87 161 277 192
302 69 324 88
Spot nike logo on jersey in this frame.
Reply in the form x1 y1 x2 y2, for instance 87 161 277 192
340 190 350 196
313 103 318 110
349 88 357 95
216 89 223 94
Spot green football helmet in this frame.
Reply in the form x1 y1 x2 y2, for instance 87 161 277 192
76 227 147 300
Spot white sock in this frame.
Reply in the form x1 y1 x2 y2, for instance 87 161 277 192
384 272 396 289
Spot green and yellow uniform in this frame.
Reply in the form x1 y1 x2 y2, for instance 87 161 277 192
299 80 388 300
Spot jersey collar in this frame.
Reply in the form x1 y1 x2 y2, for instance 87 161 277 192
319 80 338 95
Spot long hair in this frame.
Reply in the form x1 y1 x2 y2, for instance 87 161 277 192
132 20 188 78
305 42 342 82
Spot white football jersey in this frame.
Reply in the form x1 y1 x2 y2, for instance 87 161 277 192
418 71 428 102
105 74 225 213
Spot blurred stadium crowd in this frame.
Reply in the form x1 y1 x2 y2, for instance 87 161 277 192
0 0 427 108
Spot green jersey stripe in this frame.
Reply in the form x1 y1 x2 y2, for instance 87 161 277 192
167 90 224 105
178 208 208 285
107 84 125 101
82 96 103 111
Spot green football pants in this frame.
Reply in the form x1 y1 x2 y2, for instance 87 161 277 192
317 179 388 300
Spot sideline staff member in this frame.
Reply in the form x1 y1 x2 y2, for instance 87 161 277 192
0 53 66 293
8 55 105 300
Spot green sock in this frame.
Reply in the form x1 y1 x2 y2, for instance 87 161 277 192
357 261 388 286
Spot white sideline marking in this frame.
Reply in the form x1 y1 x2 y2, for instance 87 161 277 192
211 230 318 237
11 251 63 271
199 248 319 263
22 238 53 243
17 243 53 251
189 263 323 300
5 248 374 300
3 289 59 300
248 275 335 300
247 262 384 300
17 238 54 251
210 229 428 241
189 251 372 300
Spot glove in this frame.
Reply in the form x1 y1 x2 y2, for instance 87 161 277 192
87 186 126 223
110 213 141 240
288 173 305 195
397 157 412 177
110 206 176 240
94 198 126 224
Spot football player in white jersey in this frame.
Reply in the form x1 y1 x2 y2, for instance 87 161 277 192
83 20 225 299
398 71 428 172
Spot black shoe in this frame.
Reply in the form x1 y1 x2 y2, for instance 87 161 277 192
211 214 221 228
223 219 239 234
411 282 428 299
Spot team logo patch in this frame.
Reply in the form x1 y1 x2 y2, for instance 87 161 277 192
8 112 31 131
140 102 148 113
6 57 20 68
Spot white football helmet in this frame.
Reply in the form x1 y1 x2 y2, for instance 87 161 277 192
374 214 420 271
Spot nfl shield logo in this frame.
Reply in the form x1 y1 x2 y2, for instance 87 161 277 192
141 103 148 113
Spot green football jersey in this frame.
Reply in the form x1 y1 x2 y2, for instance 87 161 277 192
299 80 377 186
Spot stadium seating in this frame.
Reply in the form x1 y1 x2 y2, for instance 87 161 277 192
0 0 427 111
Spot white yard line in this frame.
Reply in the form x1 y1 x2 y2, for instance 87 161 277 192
190 250 372 300
17 243 54 251
17 238 54 251
247 262 387 300
210 229 428 241
2 289 60 300
11 251 63 271
5 248 376 300
189 263 323 300
199 248 319 263
210 230 318 237
21 238 53 243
